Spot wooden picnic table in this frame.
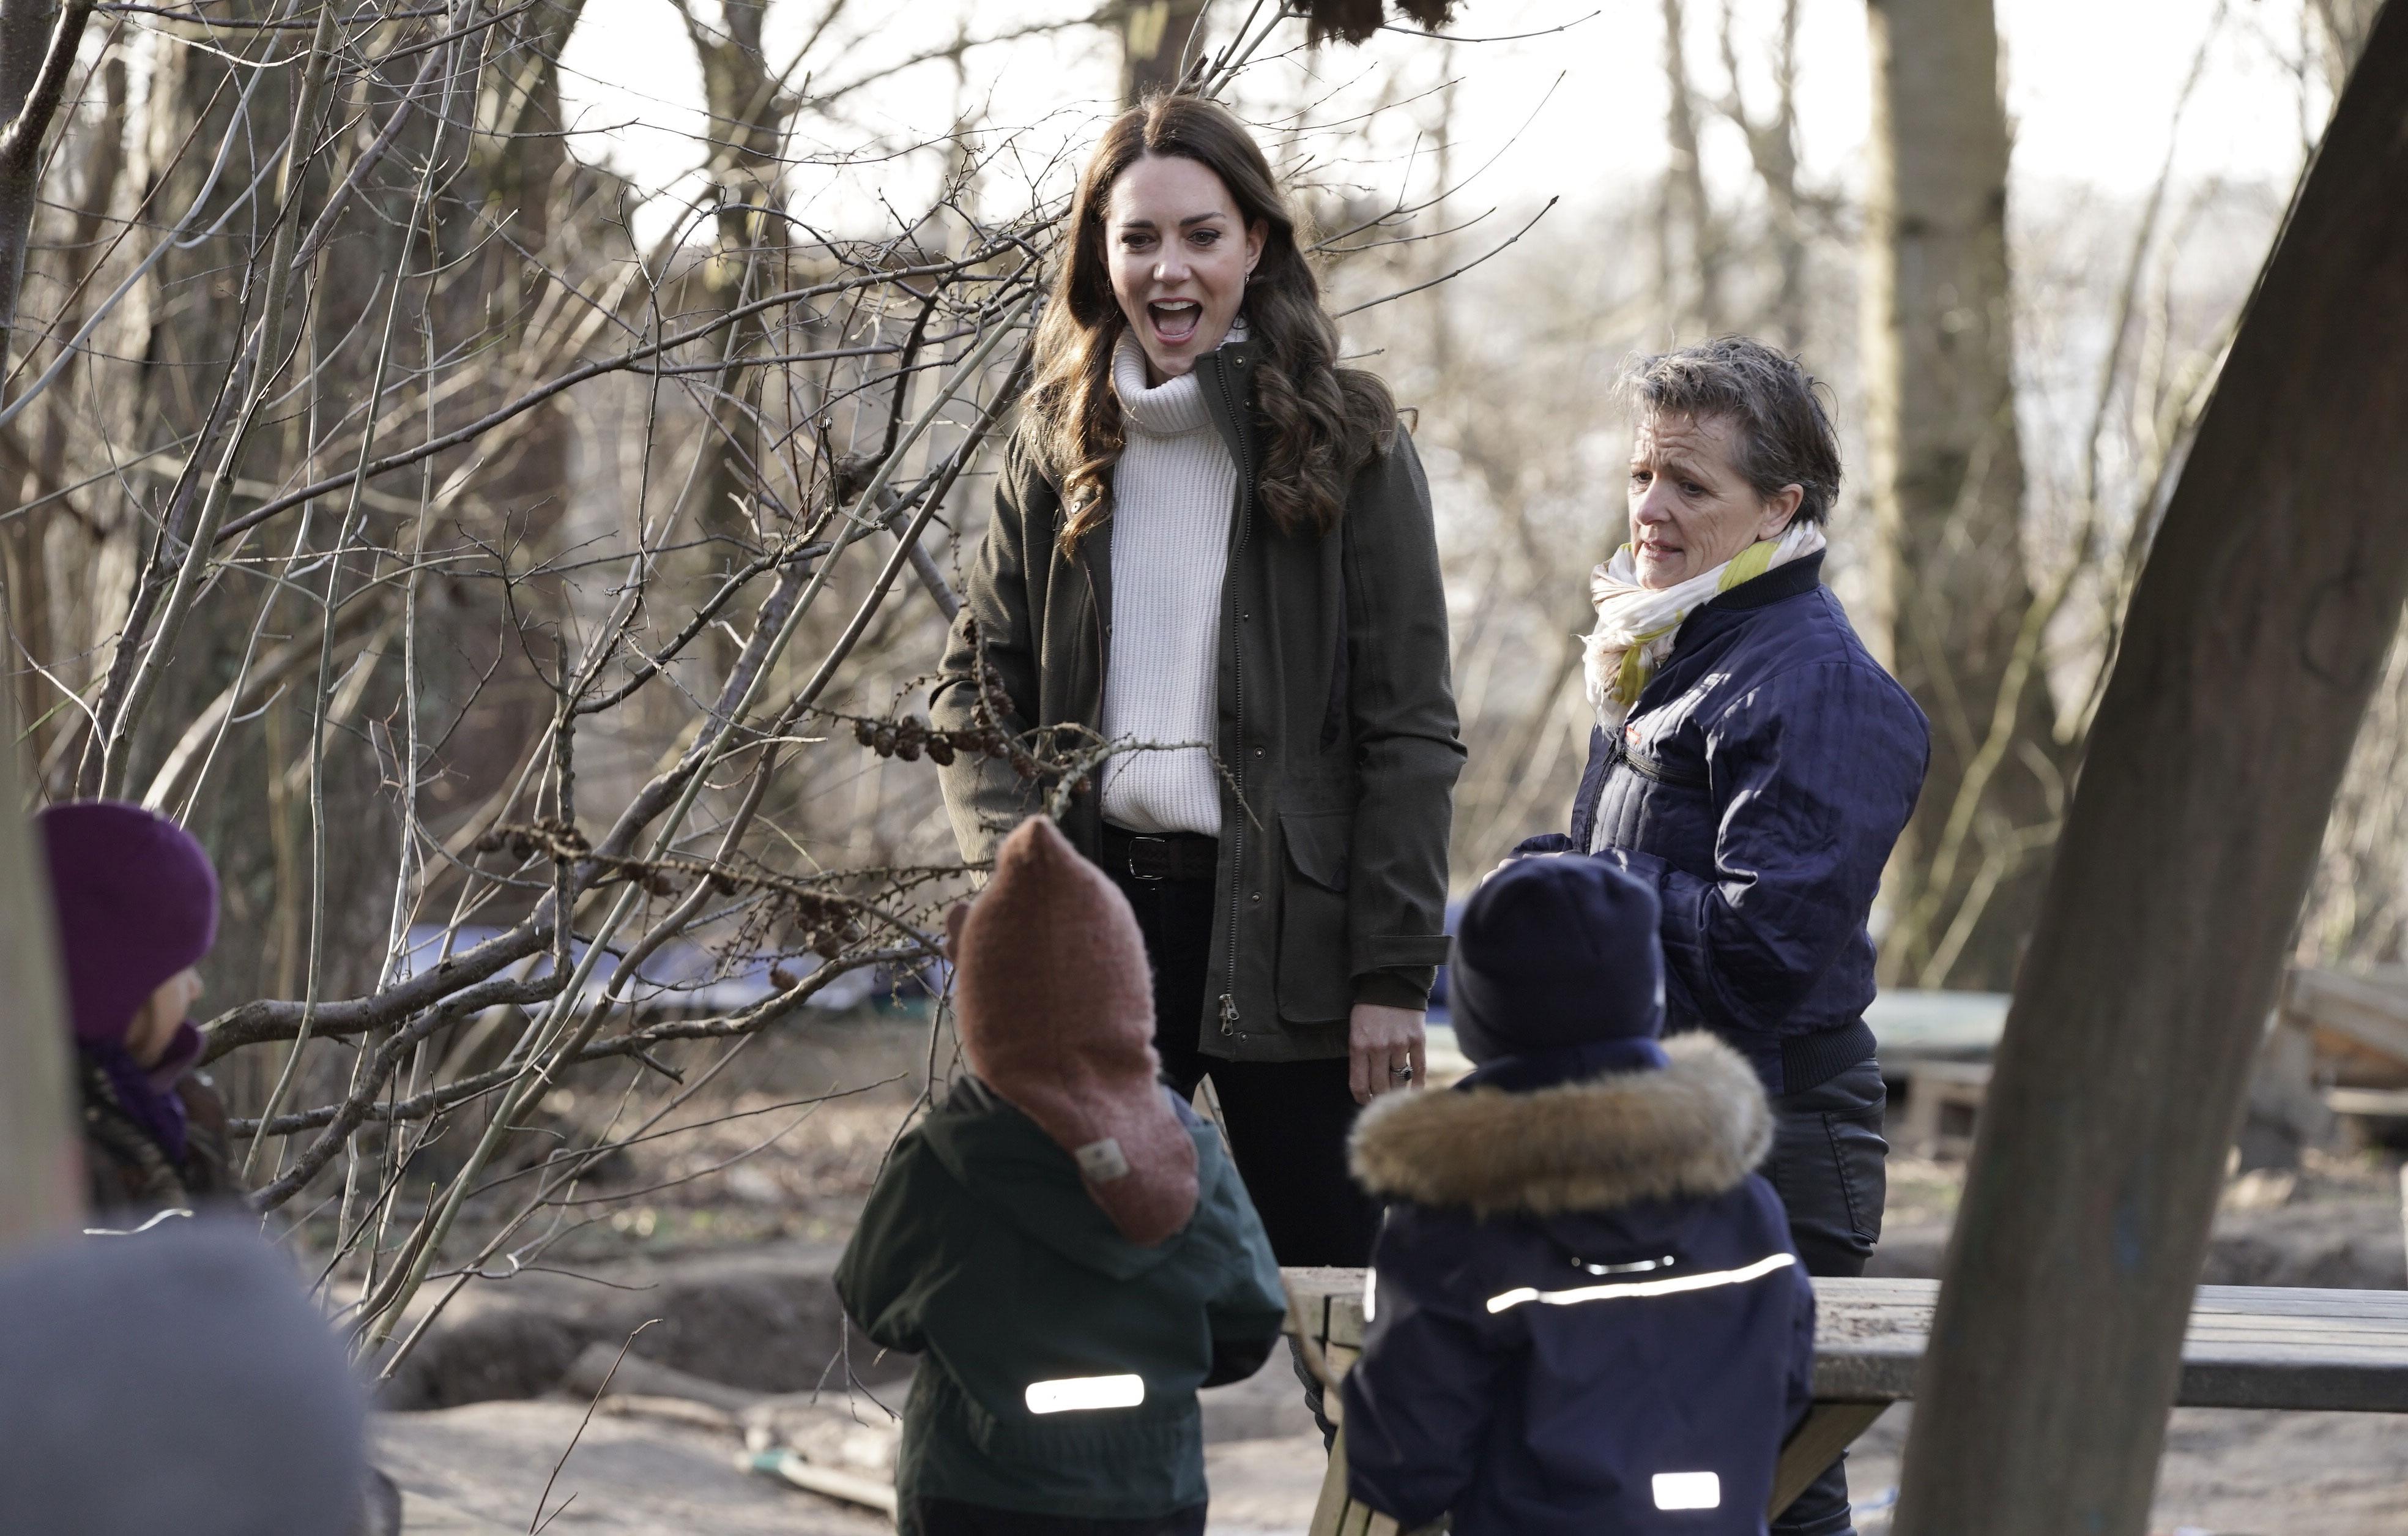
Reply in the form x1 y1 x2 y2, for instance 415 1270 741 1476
1280 1268 2408 1535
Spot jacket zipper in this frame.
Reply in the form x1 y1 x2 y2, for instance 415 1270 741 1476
1610 726 1709 792
1084 556 1107 769
1208 356 1254 1039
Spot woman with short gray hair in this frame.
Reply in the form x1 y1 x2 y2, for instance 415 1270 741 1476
1514 337 1930 1536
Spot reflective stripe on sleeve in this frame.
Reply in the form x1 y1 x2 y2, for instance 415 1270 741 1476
1024 1374 1147 1414
1485 1251 1797 1314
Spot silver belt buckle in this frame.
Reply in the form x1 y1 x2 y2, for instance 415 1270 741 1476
1128 835 1169 881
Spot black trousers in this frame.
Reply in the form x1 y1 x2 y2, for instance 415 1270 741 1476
904 1498 1205 1536
1104 862 1381 1269
1764 1055 1889 1536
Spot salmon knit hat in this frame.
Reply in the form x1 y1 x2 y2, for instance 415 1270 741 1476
948 817 1199 1246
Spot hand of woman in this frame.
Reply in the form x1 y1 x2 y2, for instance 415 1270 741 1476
1349 1002 1429 1105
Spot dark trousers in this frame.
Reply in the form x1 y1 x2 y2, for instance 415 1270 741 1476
904 1498 1205 1536
1104 862 1381 1269
1764 1055 1889 1536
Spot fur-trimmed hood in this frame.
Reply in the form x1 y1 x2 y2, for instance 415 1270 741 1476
1348 1033 1771 1218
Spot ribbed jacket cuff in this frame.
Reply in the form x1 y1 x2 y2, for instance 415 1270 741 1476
1353 971 1434 1012
1778 1018 1878 1096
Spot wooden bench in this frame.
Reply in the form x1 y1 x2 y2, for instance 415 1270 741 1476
1894 1061 1993 1158
1280 1269 2408 1535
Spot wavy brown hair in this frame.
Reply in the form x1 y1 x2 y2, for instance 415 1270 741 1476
1028 95 1397 553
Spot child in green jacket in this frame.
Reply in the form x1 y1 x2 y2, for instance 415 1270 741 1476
836 816 1288 1536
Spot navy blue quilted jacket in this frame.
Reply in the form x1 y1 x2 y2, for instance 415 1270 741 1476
1341 1035 1816 1535
1525 554 1929 1095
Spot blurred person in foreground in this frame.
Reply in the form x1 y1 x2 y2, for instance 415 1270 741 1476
1517 338 1930 1536
835 816 1288 1536
40 799 232 1219
23 802 403 1534
0 1220 372 1534
1341 852 1815 1535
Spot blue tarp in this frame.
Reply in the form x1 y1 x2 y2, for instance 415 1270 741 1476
392 923 940 1015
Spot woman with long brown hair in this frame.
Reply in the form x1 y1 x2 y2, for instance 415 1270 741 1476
932 94 1461 1269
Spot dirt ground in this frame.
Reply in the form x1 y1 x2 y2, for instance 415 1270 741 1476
370 1009 2408 1535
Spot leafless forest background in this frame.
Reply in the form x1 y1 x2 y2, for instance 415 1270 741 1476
0 0 2399 1376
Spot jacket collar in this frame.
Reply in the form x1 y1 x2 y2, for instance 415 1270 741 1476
1629 549 1827 718
1458 1037 1668 1093
1070 334 1261 630
1186 340 1262 487
1348 1033 1771 1217
1699 547 1824 615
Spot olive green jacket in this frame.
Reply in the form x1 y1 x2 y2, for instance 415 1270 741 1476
932 341 1463 1062
834 1076 1287 1521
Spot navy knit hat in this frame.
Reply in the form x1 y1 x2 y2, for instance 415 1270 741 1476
1449 854 1665 1067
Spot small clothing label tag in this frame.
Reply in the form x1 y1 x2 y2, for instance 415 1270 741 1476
1075 1138 1131 1182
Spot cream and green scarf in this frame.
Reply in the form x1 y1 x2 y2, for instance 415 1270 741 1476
1580 520 1828 730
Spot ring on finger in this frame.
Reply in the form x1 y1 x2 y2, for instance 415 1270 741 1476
1388 1064 1414 1081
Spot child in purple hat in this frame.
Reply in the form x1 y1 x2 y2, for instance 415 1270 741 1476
39 800 231 1217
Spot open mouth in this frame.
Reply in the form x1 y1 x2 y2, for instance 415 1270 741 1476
1147 299 1203 346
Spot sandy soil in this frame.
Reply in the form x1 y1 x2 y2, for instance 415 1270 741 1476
371 1011 2408 1535
381 1400 890 1534
1844 1403 2408 1536
383 1401 2408 1536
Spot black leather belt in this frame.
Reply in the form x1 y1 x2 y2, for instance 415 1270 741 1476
1100 824 1219 882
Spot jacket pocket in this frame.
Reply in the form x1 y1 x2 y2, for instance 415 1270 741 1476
1277 810 1354 1024
1600 732 1710 859
1825 1107 1889 1248
1621 737 1709 792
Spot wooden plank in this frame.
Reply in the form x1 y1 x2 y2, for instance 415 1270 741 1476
1283 1267 1366 1311
2191 1288 2408 1320
2325 1087 2408 1118
1772 1402 1887 1516
2180 1312 2408 1338
2287 967 2408 1063
1306 1426 1353 1536
1307 1429 1409 1536
1906 1060 1994 1086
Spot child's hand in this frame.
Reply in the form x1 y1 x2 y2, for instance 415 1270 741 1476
1350 1003 1428 1105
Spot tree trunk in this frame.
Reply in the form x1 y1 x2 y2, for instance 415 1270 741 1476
0 690 77 1255
1657 0 1723 336
0 0 95 363
1120 0 1210 106
1860 0 2057 990
1715 0 1807 347
0 0 48 362
1892 7 2408 1532
680 0 796 630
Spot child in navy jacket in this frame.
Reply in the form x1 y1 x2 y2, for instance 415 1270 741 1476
1340 854 1816 1535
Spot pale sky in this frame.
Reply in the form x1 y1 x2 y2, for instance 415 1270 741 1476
552 0 2327 238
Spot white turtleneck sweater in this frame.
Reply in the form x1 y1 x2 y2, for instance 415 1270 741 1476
1098 327 1241 837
